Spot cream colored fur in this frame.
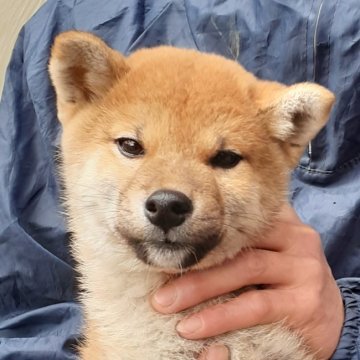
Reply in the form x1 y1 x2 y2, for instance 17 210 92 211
49 31 334 360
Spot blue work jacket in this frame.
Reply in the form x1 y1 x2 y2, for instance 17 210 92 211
0 0 359 358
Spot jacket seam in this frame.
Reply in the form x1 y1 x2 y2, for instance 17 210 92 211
183 0 200 50
297 153 360 174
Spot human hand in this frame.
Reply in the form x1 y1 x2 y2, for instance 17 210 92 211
151 205 344 360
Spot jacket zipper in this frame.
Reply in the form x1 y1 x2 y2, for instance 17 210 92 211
307 0 324 168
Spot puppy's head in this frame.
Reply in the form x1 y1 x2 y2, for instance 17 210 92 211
49 31 334 272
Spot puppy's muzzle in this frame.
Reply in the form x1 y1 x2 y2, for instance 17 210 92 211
125 189 222 270
144 189 193 232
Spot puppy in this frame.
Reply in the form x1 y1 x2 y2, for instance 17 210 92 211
49 31 334 360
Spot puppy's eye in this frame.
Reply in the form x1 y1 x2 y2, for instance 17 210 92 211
116 138 144 158
209 150 243 169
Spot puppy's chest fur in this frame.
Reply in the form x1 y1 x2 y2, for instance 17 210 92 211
75 232 313 360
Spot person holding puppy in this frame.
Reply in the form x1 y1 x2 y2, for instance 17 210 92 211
152 205 345 359
0 0 359 359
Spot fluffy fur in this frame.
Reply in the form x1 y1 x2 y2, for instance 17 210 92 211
49 31 334 359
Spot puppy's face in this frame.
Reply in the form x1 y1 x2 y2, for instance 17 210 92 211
50 32 334 272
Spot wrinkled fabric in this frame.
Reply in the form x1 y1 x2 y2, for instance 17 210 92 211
0 0 359 358
334 280 360 360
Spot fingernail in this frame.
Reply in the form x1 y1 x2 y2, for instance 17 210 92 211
176 316 202 335
153 286 177 308
206 345 229 360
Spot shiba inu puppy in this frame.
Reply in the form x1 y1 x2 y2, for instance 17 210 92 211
49 31 334 360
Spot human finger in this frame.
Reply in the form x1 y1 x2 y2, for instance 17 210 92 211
255 218 321 254
176 289 292 339
276 203 302 224
198 345 229 360
151 250 297 314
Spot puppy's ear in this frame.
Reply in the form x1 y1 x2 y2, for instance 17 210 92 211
49 31 129 123
260 83 335 165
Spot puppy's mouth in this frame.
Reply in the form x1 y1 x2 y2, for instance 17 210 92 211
126 234 222 271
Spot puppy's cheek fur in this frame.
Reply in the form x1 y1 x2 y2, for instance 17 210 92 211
195 185 263 269
64 153 119 239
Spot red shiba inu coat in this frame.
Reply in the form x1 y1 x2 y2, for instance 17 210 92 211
49 31 334 360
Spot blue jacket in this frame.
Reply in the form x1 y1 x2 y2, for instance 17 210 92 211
0 0 359 358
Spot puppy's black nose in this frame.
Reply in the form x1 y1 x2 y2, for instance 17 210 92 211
145 190 193 232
